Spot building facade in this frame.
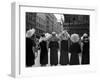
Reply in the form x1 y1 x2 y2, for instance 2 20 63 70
63 14 89 36
26 12 59 36
26 12 47 37
46 13 57 33
26 12 37 31
53 22 63 34
36 13 47 35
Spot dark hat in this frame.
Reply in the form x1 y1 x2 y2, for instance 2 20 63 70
41 34 45 37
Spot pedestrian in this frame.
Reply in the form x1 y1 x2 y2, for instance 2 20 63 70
81 33 90 64
39 34 48 66
49 32 59 66
26 28 36 67
69 33 81 65
60 31 70 65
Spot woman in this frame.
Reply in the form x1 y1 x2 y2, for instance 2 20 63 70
39 34 48 66
26 28 36 67
49 32 59 66
81 33 90 64
60 31 70 65
69 34 81 65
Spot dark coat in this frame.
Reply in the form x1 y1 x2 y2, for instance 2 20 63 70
39 40 48 66
26 38 36 67
60 40 69 65
82 41 90 64
49 41 59 66
69 43 81 65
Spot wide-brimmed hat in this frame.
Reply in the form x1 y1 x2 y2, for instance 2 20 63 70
70 33 79 43
45 33 52 40
81 33 88 40
60 30 70 40
83 33 88 37
26 28 35 38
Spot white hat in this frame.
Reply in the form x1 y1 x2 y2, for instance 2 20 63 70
70 33 79 43
26 28 35 38
60 30 70 40
81 33 88 40
83 33 88 37
45 33 52 40
52 32 56 36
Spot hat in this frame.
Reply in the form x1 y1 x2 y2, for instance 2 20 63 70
60 30 70 40
26 28 35 38
70 33 79 43
45 33 52 40
41 34 45 37
81 33 88 40
52 32 56 36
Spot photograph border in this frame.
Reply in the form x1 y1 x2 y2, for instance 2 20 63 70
11 2 96 78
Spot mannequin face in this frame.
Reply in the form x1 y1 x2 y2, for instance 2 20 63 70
83 37 89 43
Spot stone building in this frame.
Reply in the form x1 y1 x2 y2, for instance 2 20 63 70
26 12 37 31
53 22 63 34
26 12 58 36
63 14 89 36
46 13 57 33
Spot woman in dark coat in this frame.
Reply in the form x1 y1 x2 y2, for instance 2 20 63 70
49 32 59 66
81 34 90 64
60 31 70 65
69 34 81 65
26 29 36 67
39 34 48 66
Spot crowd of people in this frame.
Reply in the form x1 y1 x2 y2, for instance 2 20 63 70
26 28 89 67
